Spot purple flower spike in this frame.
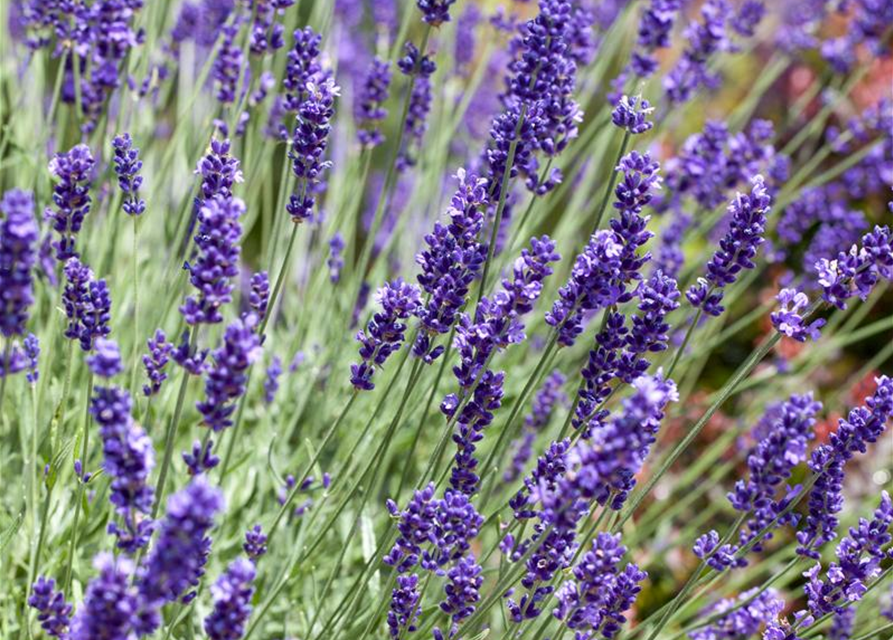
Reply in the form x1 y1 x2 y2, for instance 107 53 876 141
47 144 95 261
288 77 338 223
28 576 72 638
213 22 246 104
93 382 156 554
553 533 647 639
194 139 243 214
139 476 225 626
351 279 421 391
244 524 268 561
62 257 112 352
197 314 263 432
143 329 174 397
416 0 457 26
356 58 392 148
24 333 40 383
181 195 245 326
689 588 783 640
69 554 140 640
612 95 655 134
686 176 772 318
663 0 731 104
264 355 282 404
112 133 146 216
182 438 220 476
796 376 893 557
204 557 256 640
87 337 124 378
504 370 567 482
283 27 324 112
0 188 39 337
249 271 270 321
413 169 488 362
388 574 421 638
771 289 825 342
328 232 345 283
815 225 892 309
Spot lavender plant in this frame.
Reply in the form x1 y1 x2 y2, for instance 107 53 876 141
2 2 891 640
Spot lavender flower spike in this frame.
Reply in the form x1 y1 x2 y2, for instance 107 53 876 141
69 554 140 640
687 175 772 318
689 588 783 640
62 257 112 352
143 329 173 397
0 188 39 337
356 58 392 148
112 133 146 216
612 95 655 134
197 313 263 432
416 0 457 26
204 557 257 640
28 576 72 638
351 279 421 391
47 143 95 261
771 289 825 342
815 225 892 309
87 337 124 378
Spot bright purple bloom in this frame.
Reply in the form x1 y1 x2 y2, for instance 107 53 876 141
413 169 488 362
814 225 892 310
687 176 772 317
244 524 267 560
92 382 156 553
194 138 243 214
70 554 140 640
287 77 338 223
62 257 112 352
388 574 421 638
142 329 173 397
397 42 436 169
246 0 294 55
731 1 765 37
47 144 95 261
416 0 456 26
328 233 345 283
197 313 263 431
112 133 146 216
438 555 483 636
138 476 224 624
663 0 731 104
351 279 421 391
356 58 392 148
213 22 245 104
249 271 270 321
689 588 783 640
796 376 893 556
630 0 683 77
283 26 324 112
28 577 72 638
182 438 220 475
181 195 245 325
553 533 647 639
611 95 654 134
771 289 825 342
24 333 39 383
728 394 820 559
0 188 38 337
204 557 256 640
87 337 124 378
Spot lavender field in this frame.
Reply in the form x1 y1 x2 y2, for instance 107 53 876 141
0 0 891 639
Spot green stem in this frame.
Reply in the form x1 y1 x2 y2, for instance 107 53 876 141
64 371 94 596
590 130 631 234
666 304 705 379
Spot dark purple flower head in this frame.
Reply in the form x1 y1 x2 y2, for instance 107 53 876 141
690 588 783 640
351 279 421 391
24 333 40 383
771 289 825 342
287 77 338 223
172 329 209 376
815 225 892 310
182 438 220 475
388 574 421 638
413 169 488 362
112 133 146 216
328 232 345 283
244 524 267 560
663 0 731 104
0 188 39 337
197 313 263 431
70 554 140 640
28 577 72 638
264 355 282 403
194 138 243 212
728 394 820 559
687 176 772 317
139 476 225 620
612 95 655 134
47 143 95 261
797 376 893 557
63 257 112 352
181 195 245 325
143 329 173 396
439 555 483 634
249 271 270 320
87 337 124 378
553 533 647 639
283 26 323 111
416 0 456 26
204 557 256 640
731 1 765 37
397 43 436 169
356 57 392 148
92 382 156 554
